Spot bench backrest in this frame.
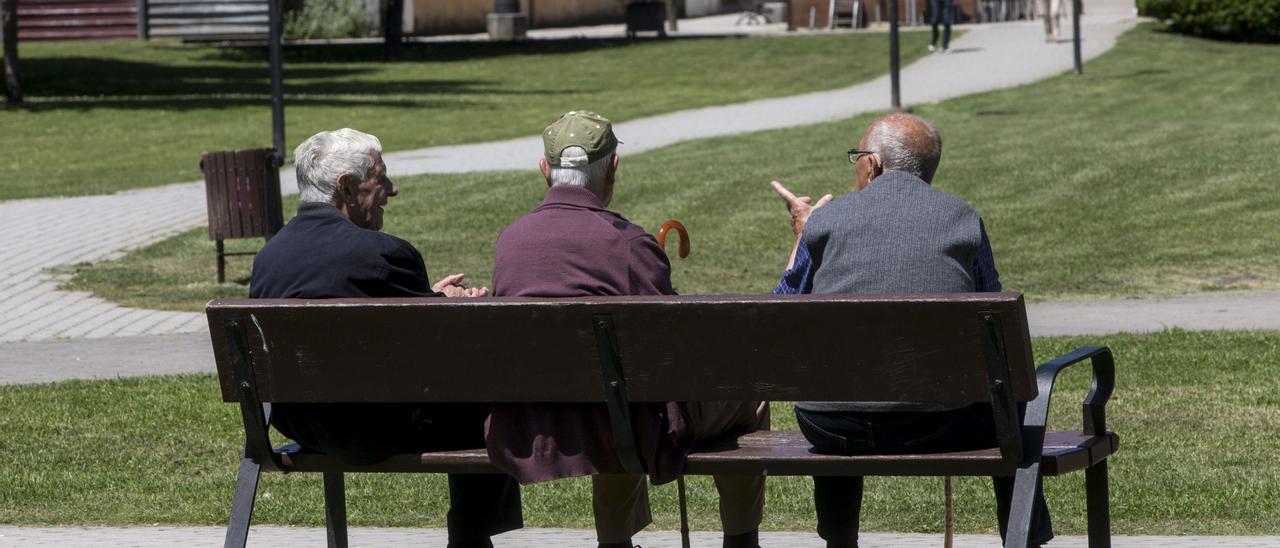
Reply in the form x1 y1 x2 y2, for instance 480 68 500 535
208 293 1036 405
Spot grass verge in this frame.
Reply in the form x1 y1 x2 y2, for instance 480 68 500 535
64 25 1280 308
1 330 1277 534
0 31 930 200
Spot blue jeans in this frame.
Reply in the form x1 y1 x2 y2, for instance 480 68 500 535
929 0 954 49
795 404 1054 548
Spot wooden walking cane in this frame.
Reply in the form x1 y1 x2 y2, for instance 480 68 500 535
678 475 691 548
661 218 692 548
657 220 690 258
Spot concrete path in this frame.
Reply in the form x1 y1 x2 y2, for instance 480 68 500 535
0 0 1139 345
2 526 1278 547
1029 290 1280 337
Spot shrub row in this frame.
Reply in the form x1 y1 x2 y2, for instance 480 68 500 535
1138 0 1280 43
284 0 376 40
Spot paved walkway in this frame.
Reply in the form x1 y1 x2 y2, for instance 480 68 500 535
0 1 1139 345
2 526 1278 547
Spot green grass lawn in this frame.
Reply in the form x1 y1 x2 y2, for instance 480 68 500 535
64 25 1280 309
2 330 1277 533
0 31 931 200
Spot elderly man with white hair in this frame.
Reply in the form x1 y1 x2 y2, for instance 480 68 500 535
250 128 522 548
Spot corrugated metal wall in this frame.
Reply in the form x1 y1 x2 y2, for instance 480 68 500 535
16 0 138 40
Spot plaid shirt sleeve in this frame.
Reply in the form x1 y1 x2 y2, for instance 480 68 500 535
774 239 815 295
971 218 1002 292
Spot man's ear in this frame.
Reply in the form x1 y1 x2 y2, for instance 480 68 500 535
868 153 884 179
607 154 619 184
539 158 552 187
335 173 357 205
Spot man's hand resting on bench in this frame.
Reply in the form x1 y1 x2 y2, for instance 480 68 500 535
433 273 489 297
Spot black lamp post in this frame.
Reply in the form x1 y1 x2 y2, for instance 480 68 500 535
889 0 901 109
269 0 284 162
1072 0 1083 75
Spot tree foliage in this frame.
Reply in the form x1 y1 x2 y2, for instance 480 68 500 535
1138 0 1280 43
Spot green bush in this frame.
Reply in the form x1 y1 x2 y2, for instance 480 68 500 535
284 0 376 40
1138 0 1280 42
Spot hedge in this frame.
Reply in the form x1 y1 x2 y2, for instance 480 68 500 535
1138 0 1280 43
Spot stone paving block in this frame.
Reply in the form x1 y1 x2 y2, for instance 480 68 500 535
55 305 134 339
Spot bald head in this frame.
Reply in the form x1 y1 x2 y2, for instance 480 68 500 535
861 113 943 183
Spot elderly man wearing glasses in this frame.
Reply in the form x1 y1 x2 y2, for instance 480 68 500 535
768 113 1054 548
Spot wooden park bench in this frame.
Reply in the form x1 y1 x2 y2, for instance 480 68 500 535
208 293 1119 548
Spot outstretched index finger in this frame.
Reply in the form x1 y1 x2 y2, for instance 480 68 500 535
770 181 801 205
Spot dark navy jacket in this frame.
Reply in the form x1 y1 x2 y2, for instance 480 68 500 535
250 202 439 299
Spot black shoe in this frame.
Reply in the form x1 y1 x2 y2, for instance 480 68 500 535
725 529 760 548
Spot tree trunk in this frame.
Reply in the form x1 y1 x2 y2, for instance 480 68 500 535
1 0 22 104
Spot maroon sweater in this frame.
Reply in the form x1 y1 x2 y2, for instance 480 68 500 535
486 185 690 485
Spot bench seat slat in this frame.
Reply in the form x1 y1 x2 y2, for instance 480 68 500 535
271 429 1117 478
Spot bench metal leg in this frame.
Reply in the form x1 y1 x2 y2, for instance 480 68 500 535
1003 465 1039 548
1086 460 1112 547
224 457 261 548
216 239 226 284
323 471 348 548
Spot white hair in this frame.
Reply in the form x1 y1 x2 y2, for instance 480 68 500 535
866 114 942 183
294 128 383 204
549 146 614 194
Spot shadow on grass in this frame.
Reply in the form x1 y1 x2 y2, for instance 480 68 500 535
204 34 749 64
1085 68 1172 80
18 56 576 111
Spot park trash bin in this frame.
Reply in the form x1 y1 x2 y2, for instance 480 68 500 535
626 1 667 37
200 148 284 283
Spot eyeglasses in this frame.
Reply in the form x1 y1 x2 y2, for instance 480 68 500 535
847 149 874 164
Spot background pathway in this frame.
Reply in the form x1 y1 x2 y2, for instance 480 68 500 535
0 1 1136 345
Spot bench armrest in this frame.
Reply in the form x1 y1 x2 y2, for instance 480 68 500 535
1025 345 1116 436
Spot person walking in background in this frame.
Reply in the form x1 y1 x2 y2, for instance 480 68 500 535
1042 0 1066 41
929 0 954 52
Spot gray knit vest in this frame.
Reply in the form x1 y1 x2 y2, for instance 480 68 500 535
796 170 984 413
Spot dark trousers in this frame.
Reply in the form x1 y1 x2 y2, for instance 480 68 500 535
795 405 1054 548
929 0 954 49
272 402 523 543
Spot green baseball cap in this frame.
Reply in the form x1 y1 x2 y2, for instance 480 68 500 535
543 110 620 167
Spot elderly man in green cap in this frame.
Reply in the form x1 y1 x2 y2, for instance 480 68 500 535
485 111 770 548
